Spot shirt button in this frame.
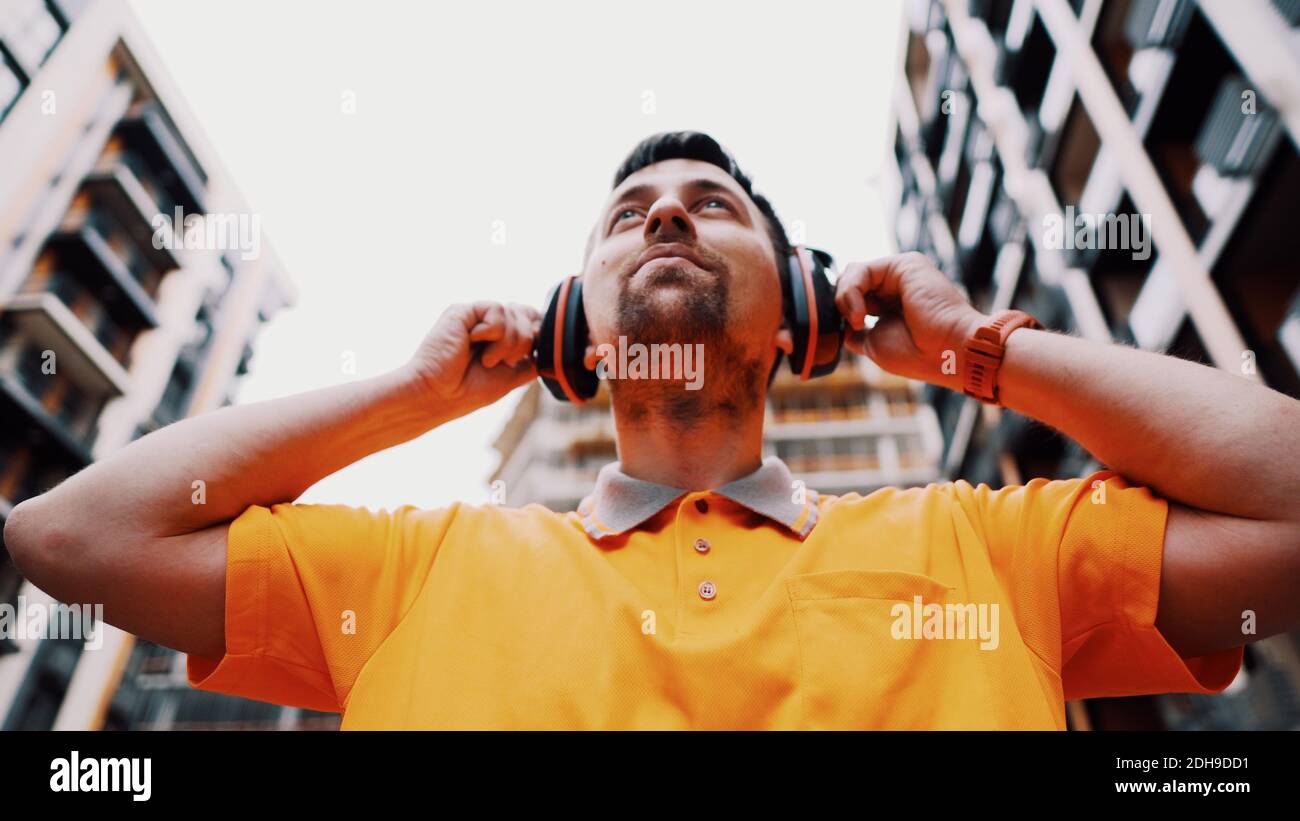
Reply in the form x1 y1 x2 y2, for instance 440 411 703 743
693 538 710 554
698 580 717 600
695 499 709 513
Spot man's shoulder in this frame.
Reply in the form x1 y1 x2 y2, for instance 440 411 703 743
444 500 583 533
813 480 962 512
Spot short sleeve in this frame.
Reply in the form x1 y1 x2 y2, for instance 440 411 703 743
186 501 460 712
962 469 1243 701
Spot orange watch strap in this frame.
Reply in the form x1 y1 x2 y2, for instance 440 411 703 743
962 309 1042 404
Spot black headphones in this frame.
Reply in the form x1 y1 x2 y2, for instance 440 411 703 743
533 245 845 403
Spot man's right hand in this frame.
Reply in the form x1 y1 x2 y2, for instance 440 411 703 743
403 301 542 421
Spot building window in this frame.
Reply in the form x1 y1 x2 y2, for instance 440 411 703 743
898 433 928 469
1049 94 1101 209
2 637 82 731
14 341 49 402
1142 9 1235 245
1208 140 1300 398
1004 11 1055 119
0 0 64 72
777 436 879 474
0 46 24 123
0 439 33 503
884 389 917 417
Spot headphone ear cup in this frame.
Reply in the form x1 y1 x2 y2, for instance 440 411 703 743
782 250 810 376
534 275 598 403
806 248 844 378
784 246 845 380
534 281 564 400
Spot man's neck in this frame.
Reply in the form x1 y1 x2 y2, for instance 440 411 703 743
609 394 766 491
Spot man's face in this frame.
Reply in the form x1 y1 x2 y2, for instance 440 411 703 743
580 159 791 387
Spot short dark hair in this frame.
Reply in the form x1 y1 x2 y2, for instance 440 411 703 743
611 131 791 268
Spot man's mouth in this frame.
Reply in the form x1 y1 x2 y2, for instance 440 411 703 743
635 256 702 277
632 243 710 276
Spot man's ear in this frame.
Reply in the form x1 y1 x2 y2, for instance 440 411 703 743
583 343 601 371
775 317 795 357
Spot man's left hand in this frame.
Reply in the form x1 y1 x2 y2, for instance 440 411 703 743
834 251 987 393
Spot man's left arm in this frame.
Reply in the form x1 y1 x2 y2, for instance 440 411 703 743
836 252 1300 660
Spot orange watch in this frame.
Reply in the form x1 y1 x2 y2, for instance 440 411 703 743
962 309 1042 404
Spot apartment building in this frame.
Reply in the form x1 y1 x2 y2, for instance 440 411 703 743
889 0 1300 728
0 0 308 729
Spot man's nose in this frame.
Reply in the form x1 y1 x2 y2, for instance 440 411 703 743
643 196 696 243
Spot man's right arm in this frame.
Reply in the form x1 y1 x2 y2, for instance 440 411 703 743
2 300 541 660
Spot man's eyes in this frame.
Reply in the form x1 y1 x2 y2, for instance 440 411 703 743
611 197 732 225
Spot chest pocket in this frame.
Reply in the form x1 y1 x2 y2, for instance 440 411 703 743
787 569 992 729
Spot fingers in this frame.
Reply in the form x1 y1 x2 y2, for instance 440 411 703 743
472 302 540 369
834 253 928 327
836 276 869 331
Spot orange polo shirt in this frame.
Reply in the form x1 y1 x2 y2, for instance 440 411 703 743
186 457 1243 729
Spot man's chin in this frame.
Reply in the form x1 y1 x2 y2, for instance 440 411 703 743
631 260 706 287
616 260 729 344
612 322 716 348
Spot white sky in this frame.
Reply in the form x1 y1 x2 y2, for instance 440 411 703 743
126 0 905 510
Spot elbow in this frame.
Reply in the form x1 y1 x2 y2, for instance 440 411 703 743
3 495 71 587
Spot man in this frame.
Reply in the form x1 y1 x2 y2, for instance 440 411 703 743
6 131 1299 729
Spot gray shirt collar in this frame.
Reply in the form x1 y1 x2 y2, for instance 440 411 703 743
577 456 820 541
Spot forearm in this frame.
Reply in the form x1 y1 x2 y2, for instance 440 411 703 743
997 328 1300 523
25 366 442 540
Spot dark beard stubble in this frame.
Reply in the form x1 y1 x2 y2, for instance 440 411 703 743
610 262 767 430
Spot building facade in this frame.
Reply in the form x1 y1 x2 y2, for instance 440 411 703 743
0 0 309 729
889 0 1300 728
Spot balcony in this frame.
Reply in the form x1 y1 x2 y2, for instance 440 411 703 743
1123 0 1194 48
0 371 92 468
82 162 181 274
46 225 160 328
0 0 65 77
115 104 207 215
0 291 131 396
765 415 928 441
1089 0 1193 120
1194 76 1285 178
